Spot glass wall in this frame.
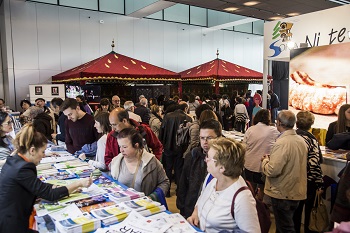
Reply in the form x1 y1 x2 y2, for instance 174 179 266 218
99 0 124 14
164 4 189 24
27 0 263 35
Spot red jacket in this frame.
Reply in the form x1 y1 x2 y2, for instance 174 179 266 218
104 119 163 169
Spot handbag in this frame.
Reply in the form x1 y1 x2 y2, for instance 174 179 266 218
235 113 246 122
309 191 329 232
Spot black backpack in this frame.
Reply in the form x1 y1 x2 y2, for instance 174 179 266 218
176 120 191 151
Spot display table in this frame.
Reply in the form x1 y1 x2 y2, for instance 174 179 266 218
222 130 244 142
321 146 348 181
36 152 201 233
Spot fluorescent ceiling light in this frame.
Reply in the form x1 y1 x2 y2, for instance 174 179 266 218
243 1 260 6
269 16 284 20
287 12 300 16
328 0 350 4
224 7 239 11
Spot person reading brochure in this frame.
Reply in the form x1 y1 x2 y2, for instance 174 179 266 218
110 128 169 198
0 123 92 232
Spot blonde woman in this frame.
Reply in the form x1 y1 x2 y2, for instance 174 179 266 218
188 137 260 233
149 105 163 138
0 124 92 232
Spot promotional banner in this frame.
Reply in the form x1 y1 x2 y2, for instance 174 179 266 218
264 4 350 60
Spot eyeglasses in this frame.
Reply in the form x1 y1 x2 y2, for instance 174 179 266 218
200 136 216 141
110 122 121 127
204 155 217 163
2 120 13 125
112 100 120 102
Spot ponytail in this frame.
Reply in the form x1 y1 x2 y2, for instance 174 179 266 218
14 123 47 154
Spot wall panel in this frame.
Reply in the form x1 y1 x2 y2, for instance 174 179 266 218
37 4 61 71
149 20 164 69
133 19 150 63
80 10 100 64
58 7 81 71
11 1 38 69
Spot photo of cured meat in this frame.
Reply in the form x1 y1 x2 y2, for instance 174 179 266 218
289 71 346 115
289 43 350 115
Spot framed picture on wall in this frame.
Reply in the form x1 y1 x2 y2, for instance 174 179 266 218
35 86 43 95
51 86 59 96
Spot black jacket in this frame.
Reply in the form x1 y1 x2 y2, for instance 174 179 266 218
134 106 151 124
56 111 67 142
159 109 192 151
176 146 207 218
0 154 68 232
33 112 53 141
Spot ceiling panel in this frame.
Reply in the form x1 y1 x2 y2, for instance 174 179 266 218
166 0 343 21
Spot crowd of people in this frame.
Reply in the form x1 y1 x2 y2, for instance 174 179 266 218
0 91 349 232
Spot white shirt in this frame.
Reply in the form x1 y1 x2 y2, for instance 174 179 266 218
243 123 279 172
197 175 260 233
88 134 107 170
128 111 142 123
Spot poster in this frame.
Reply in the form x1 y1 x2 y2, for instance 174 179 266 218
289 43 350 115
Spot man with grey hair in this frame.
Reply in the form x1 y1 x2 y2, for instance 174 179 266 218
261 110 308 233
124 101 141 123
134 97 151 124
111 95 121 110
24 106 53 140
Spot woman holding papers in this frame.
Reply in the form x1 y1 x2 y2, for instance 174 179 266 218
0 123 92 233
187 137 260 233
110 127 170 197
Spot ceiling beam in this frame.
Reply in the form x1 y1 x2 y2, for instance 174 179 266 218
128 0 176 18
209 17 260 30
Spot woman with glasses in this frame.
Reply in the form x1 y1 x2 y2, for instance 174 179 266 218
0 123 92 232
0 112 15 171
110 127 169 198
187 137 260 233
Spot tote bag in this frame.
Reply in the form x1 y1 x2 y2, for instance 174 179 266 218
309 191 329 232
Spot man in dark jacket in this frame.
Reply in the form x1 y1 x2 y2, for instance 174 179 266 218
159 102 192 194
176 119 222 218
134 97 151 124
268 90 280 123
50 97 67 144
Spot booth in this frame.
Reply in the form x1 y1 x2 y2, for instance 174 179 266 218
179 52 268 96
52 47 181 103
263 6 350 218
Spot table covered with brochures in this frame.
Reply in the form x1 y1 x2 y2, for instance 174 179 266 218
35 147 201 233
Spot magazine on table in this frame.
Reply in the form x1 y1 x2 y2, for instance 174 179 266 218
100 210 173 233
119 196 161 212
56 214 101 233
90 204 131 226
149 212 200 233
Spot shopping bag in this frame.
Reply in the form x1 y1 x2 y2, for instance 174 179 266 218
309 191 329 232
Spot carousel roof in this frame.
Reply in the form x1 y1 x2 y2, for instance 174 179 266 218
52 51 180 83
180 58 266 82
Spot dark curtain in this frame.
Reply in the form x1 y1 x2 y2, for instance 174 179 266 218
272 61 289 110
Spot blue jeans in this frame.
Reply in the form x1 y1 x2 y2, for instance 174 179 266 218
271 198 300 233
